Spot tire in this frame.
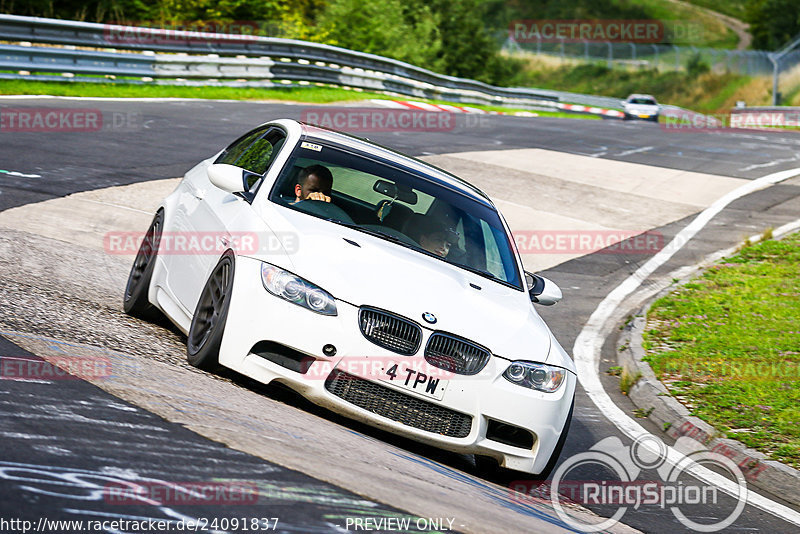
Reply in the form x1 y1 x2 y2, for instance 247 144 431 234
187 251 235 370
123 209 163 319
534 395 575 480
474 455 503 478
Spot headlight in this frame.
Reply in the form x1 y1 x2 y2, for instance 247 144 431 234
260 263 337 316
503 361 566 392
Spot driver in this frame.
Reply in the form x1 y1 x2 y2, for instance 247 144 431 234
294 164 333 203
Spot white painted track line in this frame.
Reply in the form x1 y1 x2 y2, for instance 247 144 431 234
573 167 800 527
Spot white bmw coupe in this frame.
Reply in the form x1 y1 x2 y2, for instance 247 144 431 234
124 119 576 477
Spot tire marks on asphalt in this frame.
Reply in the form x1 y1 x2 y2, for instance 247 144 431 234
0 336 459 534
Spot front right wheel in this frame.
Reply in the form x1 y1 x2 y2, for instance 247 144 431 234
187 251 236 371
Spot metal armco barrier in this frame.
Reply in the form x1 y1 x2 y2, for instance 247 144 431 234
0 14 710 116
0 44 155 77
0 14 566 108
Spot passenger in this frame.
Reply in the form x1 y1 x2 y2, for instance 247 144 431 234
294 164 333 203
419 221 459 258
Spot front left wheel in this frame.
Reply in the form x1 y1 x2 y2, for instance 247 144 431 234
187 251 236 370
123 209 163 319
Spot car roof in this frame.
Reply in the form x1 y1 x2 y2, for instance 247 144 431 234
291 120 493 207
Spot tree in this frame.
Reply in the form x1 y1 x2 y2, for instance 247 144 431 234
317 0 443 71
746 0 800 50
429 0 498 82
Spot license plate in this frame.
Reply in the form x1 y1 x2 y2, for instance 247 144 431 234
379 362 448 400
638 114 651 118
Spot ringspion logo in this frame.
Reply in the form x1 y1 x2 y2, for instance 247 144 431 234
511 435 747 532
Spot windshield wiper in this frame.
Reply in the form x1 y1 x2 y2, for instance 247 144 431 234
335 221 410 246
452 262 496 280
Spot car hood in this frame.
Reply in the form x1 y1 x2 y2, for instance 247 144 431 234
250 207 554 363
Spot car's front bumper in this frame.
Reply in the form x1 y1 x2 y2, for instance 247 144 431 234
218 256 576 474
624 110 659 121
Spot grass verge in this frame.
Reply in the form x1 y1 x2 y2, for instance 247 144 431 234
0 80 391 103
510 57 775 113
680 0 748 21
626 0 739 48
643 231 800 468
0 79 603 119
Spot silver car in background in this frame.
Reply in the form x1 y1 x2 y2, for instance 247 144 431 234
622 94 660 122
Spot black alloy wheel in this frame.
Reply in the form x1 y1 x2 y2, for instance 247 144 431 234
123 209 164 318
187 251 235 370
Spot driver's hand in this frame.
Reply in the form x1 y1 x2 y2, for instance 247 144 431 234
306 192 331 202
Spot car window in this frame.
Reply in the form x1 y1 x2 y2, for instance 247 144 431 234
239 132 285 177
216 126 268 166
293 156 435 214
480 220 505 279
216 126 286 191
269 141 522 289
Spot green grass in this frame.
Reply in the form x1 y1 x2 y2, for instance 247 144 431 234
680 0 748 21
0 79 392 103
699 75 753 111
643 231 800 468
0 79 606 119
620 367 642 396
510 58 775 113
624 0 740 48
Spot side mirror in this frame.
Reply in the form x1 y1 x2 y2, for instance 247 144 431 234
207 163 247 194
525 272 562 306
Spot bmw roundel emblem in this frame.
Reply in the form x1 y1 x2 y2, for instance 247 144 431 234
422 312 437 324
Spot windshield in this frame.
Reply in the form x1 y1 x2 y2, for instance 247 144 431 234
268 140 522 289
628 97 657 105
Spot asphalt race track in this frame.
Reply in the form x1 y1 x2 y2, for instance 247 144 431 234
1 97 800 533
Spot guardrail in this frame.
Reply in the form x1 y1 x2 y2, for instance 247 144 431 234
0 14 575 109
1 14 721 118
0 44 155 77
